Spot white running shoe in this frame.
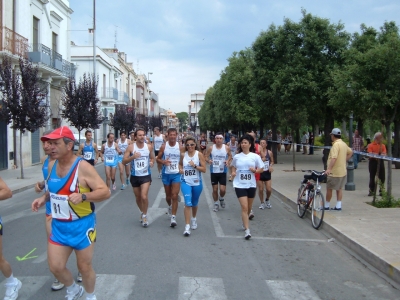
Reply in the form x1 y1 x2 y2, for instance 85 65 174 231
142 215 148 227
213 203 219 212
76 272 82 282
158 173 162 179
112 183 116 191
51 278 64 291
183 224 191 236
120 184 126 190
219 198 225 208
4 278 22 300
86 296 97 300
167 206 172 216
249 210 255 220
191 218 197 230
170 215 177 227
265 200 271 209
245 229 251 240
259 202 265 209
65 285 84 300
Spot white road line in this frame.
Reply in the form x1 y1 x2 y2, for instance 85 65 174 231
2 209 36 223
95 274 136 299
178 277 228 300
222 235 326 242
152 187 165 208
32 250 47 263
203 183 225 237
266 280 321 300
0 276 50 300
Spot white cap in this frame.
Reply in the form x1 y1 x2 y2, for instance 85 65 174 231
330 128 341 135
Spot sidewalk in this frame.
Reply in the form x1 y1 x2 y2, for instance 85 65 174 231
271 148 400 285
0 164 44 194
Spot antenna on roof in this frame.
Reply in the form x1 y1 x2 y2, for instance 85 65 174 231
114 26 118 49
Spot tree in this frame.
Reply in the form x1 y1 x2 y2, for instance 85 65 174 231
62 73 102 141
0 57 49 178
176 111 188 132
110 105 136 135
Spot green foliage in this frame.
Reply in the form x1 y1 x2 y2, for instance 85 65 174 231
370 183 400 208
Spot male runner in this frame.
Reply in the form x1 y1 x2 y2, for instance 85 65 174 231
227 135 238 181
258 138 274 209
0 178 22 300
123 128 155 227
199 133 208 156
117 131 130 189
78 130 99 166
32 126 110 300
156 128 183 227
206 132 232 211
153 127 165 179
101 133 121 192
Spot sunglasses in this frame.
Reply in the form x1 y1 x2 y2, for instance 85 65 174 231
186 143 196 146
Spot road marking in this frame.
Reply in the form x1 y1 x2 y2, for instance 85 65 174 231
178 277 228 300
95 274 136 299
152 187 165 208
0 276 50 300
266 280 321 300
203 182 225 237
16 248 38 261
32 250 47 264
222 235 326 242
2 209 36 223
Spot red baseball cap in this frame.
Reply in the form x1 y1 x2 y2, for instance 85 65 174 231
40 126 75 141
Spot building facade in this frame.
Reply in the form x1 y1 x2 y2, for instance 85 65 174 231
190 93 205 135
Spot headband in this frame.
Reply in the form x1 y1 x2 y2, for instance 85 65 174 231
215 135 223 138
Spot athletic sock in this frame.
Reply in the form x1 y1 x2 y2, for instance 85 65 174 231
86 292 96 299
6 274 15 284
325 201 330 209
336 201 342 209
67 282 79 293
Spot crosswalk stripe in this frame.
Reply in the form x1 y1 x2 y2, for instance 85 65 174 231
0 276 50 300
266 280 321 300
95 274 136 299
178 277 228 300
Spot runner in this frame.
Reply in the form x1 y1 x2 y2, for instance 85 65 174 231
248 131 260 219
32 126 110 300
117 131 130 190
179 136 206 236
123 128 155 227
153 127 165 179
199 133 208 156
227 135 238 182
101 133 122 192
0 178 22 300
156 128 183 227
78 130 99 166
206 132 232 211
258 138 274 209
230 134 264 239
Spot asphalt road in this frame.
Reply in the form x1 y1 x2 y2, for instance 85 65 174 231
1 163 399 300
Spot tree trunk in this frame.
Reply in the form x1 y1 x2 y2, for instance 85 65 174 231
323 110 335 170
259 119 264 139
341 119 347 138
385 122 392 198
296 128 301 152
358 118 364 139
19 132 24 179
271 116 278 164
394 119 400 169
292 138 296 171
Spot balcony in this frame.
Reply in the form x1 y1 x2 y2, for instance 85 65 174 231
136 107 148 116
0 26 29 58
101 87 118 103
62 59 75 78
118 92 129 105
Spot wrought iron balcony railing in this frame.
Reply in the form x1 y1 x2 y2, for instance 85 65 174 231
0 26 29 58
101 87 118 101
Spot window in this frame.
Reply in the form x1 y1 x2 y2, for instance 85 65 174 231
103 74 106 97
33 17 39 50
52 32 58 52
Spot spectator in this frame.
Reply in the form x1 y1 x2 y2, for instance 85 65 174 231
324 128 353 211
308 132 314 155
367 132 386 196
352 129 364 169
301 131 309 154
225 131 231 144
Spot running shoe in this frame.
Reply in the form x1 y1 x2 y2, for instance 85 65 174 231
219 198 225 208
65 285 84 300
76 272 82 282
158 173 162 179
126 178 129 185
259 202 265 209
183 224 191 236
249 210 255 220
121 184 126 190
142 215 148 227
167 206 172 216
213 203 219 212
245 229 251 240
51 278 64 291
86 296 97 300
140 212 143 223
191 218 197 230
170 215 177 227
4 278 22 300
265 200 271 209
228 175 232 182
112 183 116 191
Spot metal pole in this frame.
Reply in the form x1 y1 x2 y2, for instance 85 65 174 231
93 0 97 144
345 112 356 191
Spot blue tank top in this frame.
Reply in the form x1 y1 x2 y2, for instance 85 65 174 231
42 155 50 179
83 141 95 161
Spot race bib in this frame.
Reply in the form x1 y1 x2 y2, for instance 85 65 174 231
184 166 199 184
50 193 70 220
263 161 270 171
213 160 224 172
135 157 149 176
84 152 93 160
105 155 114 163
239 170 252 183
166 161 179 174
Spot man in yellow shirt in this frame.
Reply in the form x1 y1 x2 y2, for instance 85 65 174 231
324 128 353 211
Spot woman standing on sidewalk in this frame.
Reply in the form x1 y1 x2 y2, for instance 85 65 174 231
179 136 207 237
230 134 264 240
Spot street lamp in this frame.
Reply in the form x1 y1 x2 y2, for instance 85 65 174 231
345 110 356 190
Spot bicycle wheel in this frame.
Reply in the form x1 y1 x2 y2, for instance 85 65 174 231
311 192 325 229
297 184 307 218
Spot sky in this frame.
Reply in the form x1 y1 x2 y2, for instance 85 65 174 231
69 0 400 113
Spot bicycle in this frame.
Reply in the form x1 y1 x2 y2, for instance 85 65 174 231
297 170 326 229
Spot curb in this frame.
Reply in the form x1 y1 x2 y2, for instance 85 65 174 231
12 183 37 195
272 188 400 285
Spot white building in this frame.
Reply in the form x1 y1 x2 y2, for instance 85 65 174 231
0 0 74 169
190 93 205 135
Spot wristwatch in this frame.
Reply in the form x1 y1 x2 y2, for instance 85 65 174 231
194 165 197 168
82 194 87 202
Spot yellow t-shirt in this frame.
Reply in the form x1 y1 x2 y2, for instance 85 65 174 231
327 139 352 177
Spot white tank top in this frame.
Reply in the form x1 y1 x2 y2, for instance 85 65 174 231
118 139 129 156
163 142 180 174
228 141 238 154
154 134 164 151
182 151 201 186
210 144 227 173
104 142 118 165
131 143 150 176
